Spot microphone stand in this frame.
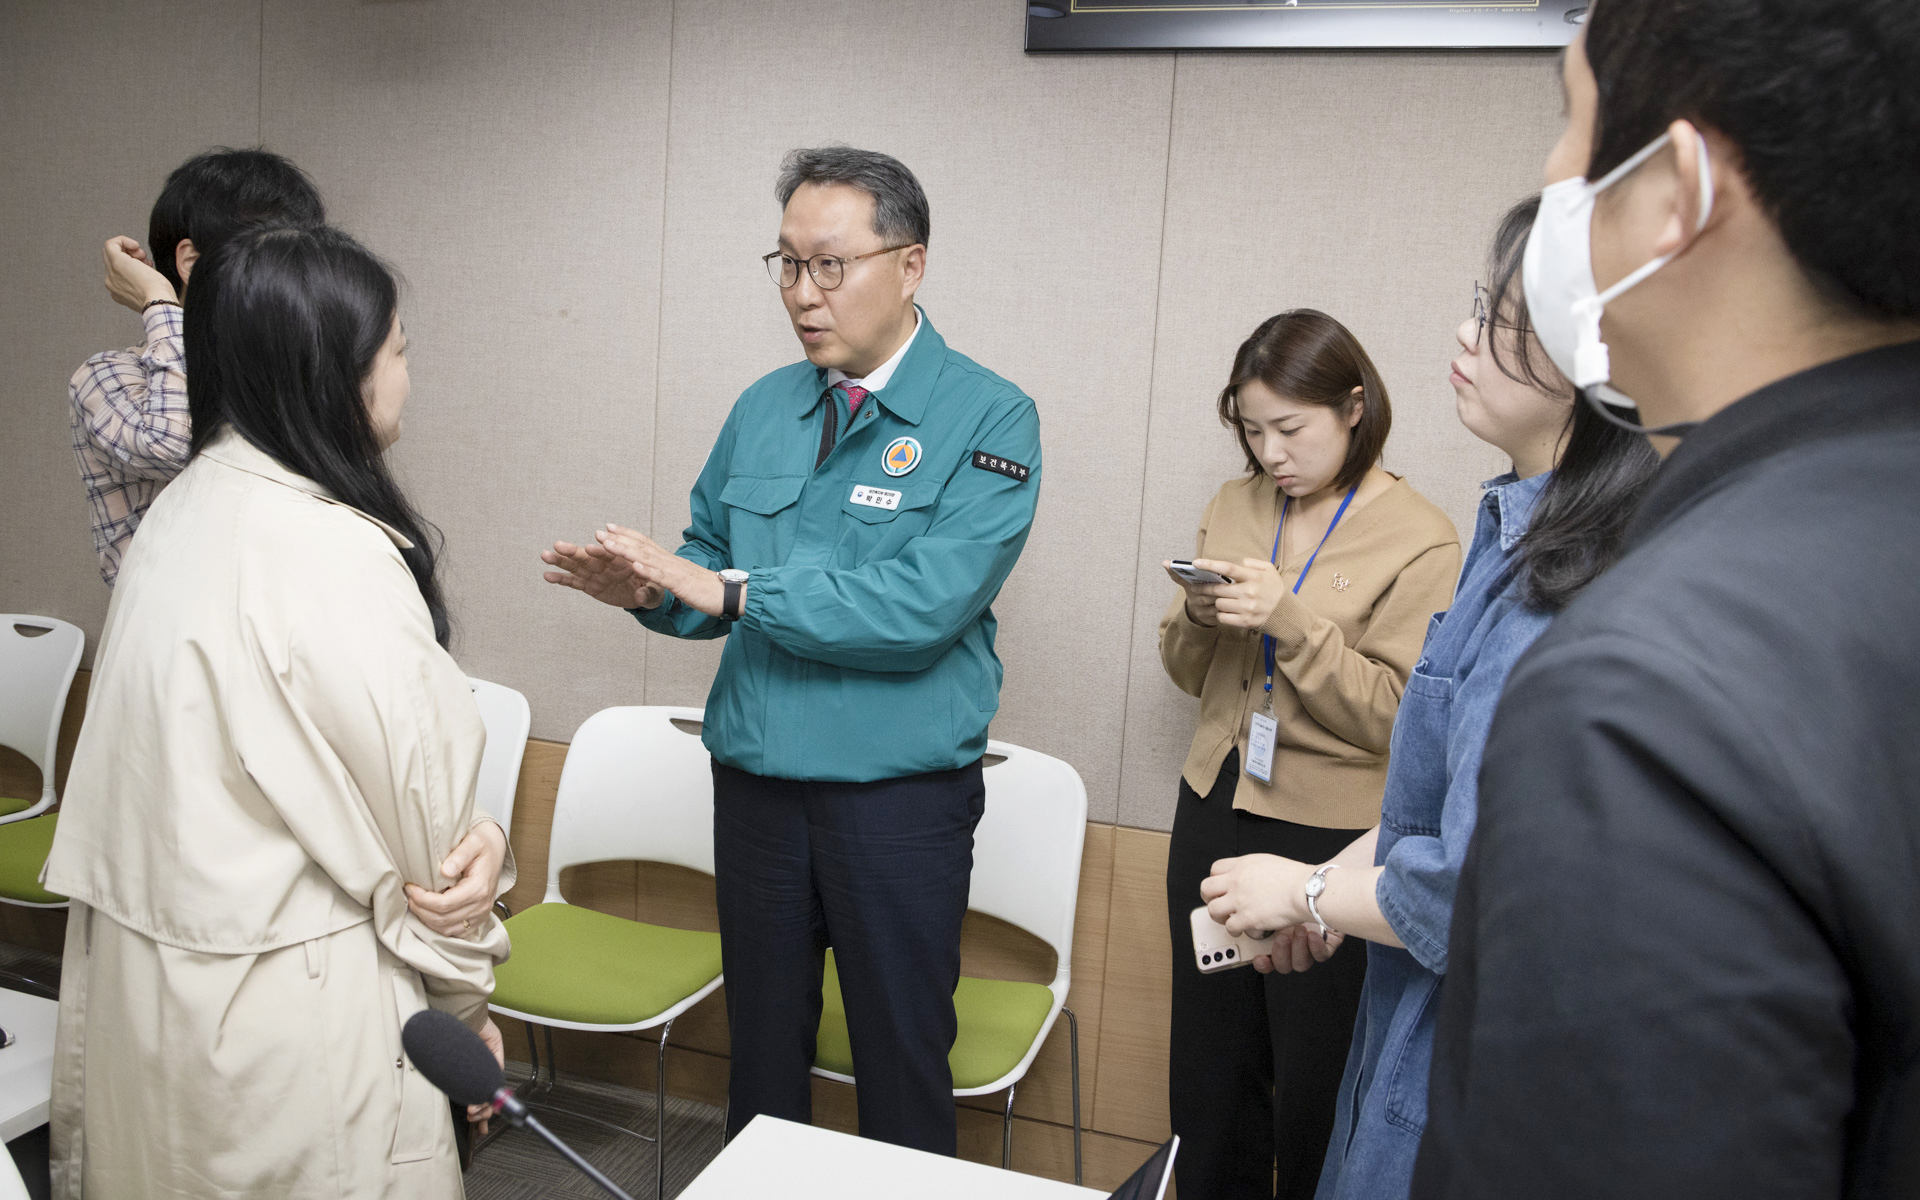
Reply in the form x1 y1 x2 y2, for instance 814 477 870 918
493 1089 638 1200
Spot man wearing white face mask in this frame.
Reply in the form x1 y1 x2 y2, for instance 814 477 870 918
1415 3 1920 1199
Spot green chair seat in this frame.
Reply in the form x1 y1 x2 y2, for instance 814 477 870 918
491 902 722 1026
0 814 66 905
0 797 32 818
816 948 1056 1090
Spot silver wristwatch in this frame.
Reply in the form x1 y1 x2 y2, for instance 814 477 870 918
718 568 750 621
1305 863 1341 939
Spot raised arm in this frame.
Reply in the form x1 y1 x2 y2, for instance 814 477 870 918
68 300 191 481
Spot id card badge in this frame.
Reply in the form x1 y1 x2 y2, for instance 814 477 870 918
1246 706 1277 783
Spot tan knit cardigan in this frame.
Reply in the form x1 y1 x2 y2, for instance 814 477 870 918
1160 472 1462 828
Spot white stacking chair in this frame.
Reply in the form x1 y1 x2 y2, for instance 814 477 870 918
467 677 529 926
0 616 85 825
487 706 722 1200
811 739 1090 1182
0 615 84 998
467 677 530 839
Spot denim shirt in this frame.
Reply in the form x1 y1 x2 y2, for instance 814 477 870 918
1316 470 1555 1200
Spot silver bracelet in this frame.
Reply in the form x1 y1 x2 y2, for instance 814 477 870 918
1304 863 1341 939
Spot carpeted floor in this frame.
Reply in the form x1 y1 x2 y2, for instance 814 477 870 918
3 946 727 1199
463 1064 728 1199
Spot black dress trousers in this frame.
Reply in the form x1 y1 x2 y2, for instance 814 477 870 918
711 757 986 1155
1167 751 1371 1200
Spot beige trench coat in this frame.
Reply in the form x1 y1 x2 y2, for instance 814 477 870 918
42 430 512 1199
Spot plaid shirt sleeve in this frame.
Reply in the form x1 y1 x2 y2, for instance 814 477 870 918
70 303 191 479
69 303 191 585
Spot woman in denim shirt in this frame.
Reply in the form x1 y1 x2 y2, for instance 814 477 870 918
1201 197 1659 1200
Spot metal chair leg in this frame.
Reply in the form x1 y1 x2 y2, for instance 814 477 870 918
656 1019 674 1199
1002 1082 1017 1170
0 964 57 1000
522 1013 545 1090
1063 1005 1083 1186
544 1024 562 1090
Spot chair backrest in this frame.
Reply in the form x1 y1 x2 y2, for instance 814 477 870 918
0 616 85 819
970 739 1088 981
544 706 713 902
467 677 530 836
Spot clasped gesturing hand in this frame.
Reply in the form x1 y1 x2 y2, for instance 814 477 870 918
592 524 731 617
541 526 665 611
1184 558 1289 631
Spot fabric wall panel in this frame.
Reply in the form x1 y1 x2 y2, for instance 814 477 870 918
1114 53 1561 830
259 0 675 742
8 3 1570 835
0 0 260 653
644 1 1176 822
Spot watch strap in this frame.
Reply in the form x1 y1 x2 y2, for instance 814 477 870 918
1306 863 1341 939
721 577 743 621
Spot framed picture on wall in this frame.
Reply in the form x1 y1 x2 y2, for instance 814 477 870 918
1024 0 1585 51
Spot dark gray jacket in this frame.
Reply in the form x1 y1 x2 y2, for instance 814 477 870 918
1414 340 1920 1200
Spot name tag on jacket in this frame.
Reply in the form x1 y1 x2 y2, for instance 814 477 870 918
849 484 902 511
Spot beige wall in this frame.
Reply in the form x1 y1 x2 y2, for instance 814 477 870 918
0 0 1562 832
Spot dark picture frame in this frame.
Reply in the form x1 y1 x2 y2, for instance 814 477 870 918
1025 1 1585 52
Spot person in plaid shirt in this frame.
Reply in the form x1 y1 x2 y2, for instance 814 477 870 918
69 148 326 585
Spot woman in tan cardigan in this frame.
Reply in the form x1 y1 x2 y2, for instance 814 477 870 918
1160 310 1460 1200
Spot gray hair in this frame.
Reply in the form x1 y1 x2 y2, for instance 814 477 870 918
775 146 930 248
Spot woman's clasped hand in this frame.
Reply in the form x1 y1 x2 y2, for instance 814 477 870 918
1199 853 1344 974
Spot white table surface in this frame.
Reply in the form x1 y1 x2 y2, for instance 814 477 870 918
0 987 58 1144
679 1116 1106 1199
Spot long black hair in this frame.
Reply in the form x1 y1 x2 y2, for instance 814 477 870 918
1483 196 1661 611
184 225 450 645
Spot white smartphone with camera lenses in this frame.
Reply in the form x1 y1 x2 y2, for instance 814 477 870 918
1168 560 1232 587
1190 906 1275 973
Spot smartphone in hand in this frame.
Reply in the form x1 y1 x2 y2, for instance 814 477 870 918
1190 906 1274 973
1168 560 1232 587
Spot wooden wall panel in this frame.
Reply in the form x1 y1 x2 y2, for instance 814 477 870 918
16 683 1181 1190
1090 827 1175 1144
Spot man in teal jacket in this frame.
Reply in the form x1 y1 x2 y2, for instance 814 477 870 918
542 147 1040 1154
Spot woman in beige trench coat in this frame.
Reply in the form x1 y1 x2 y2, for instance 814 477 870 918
43 225 512 1199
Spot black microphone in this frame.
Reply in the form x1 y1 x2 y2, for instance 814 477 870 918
402 1009 638 1200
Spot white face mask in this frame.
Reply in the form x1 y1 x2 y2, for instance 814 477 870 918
1523 128 1714 429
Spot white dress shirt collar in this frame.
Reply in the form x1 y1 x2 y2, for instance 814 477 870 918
826 308 922 394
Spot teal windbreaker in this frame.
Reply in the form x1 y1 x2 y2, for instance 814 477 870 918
636 312 1041 781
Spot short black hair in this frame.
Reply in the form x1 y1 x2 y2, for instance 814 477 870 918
1584 0 1920 319
776 147 930 248
1218 310 1391 493
148 148 326 291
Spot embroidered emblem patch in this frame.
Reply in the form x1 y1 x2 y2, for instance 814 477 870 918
971 450 1031 482
882 437 922 477
849 484 901 510
1331 573 1351 592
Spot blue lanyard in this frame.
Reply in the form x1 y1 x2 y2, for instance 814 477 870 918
1264 484 1358 694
